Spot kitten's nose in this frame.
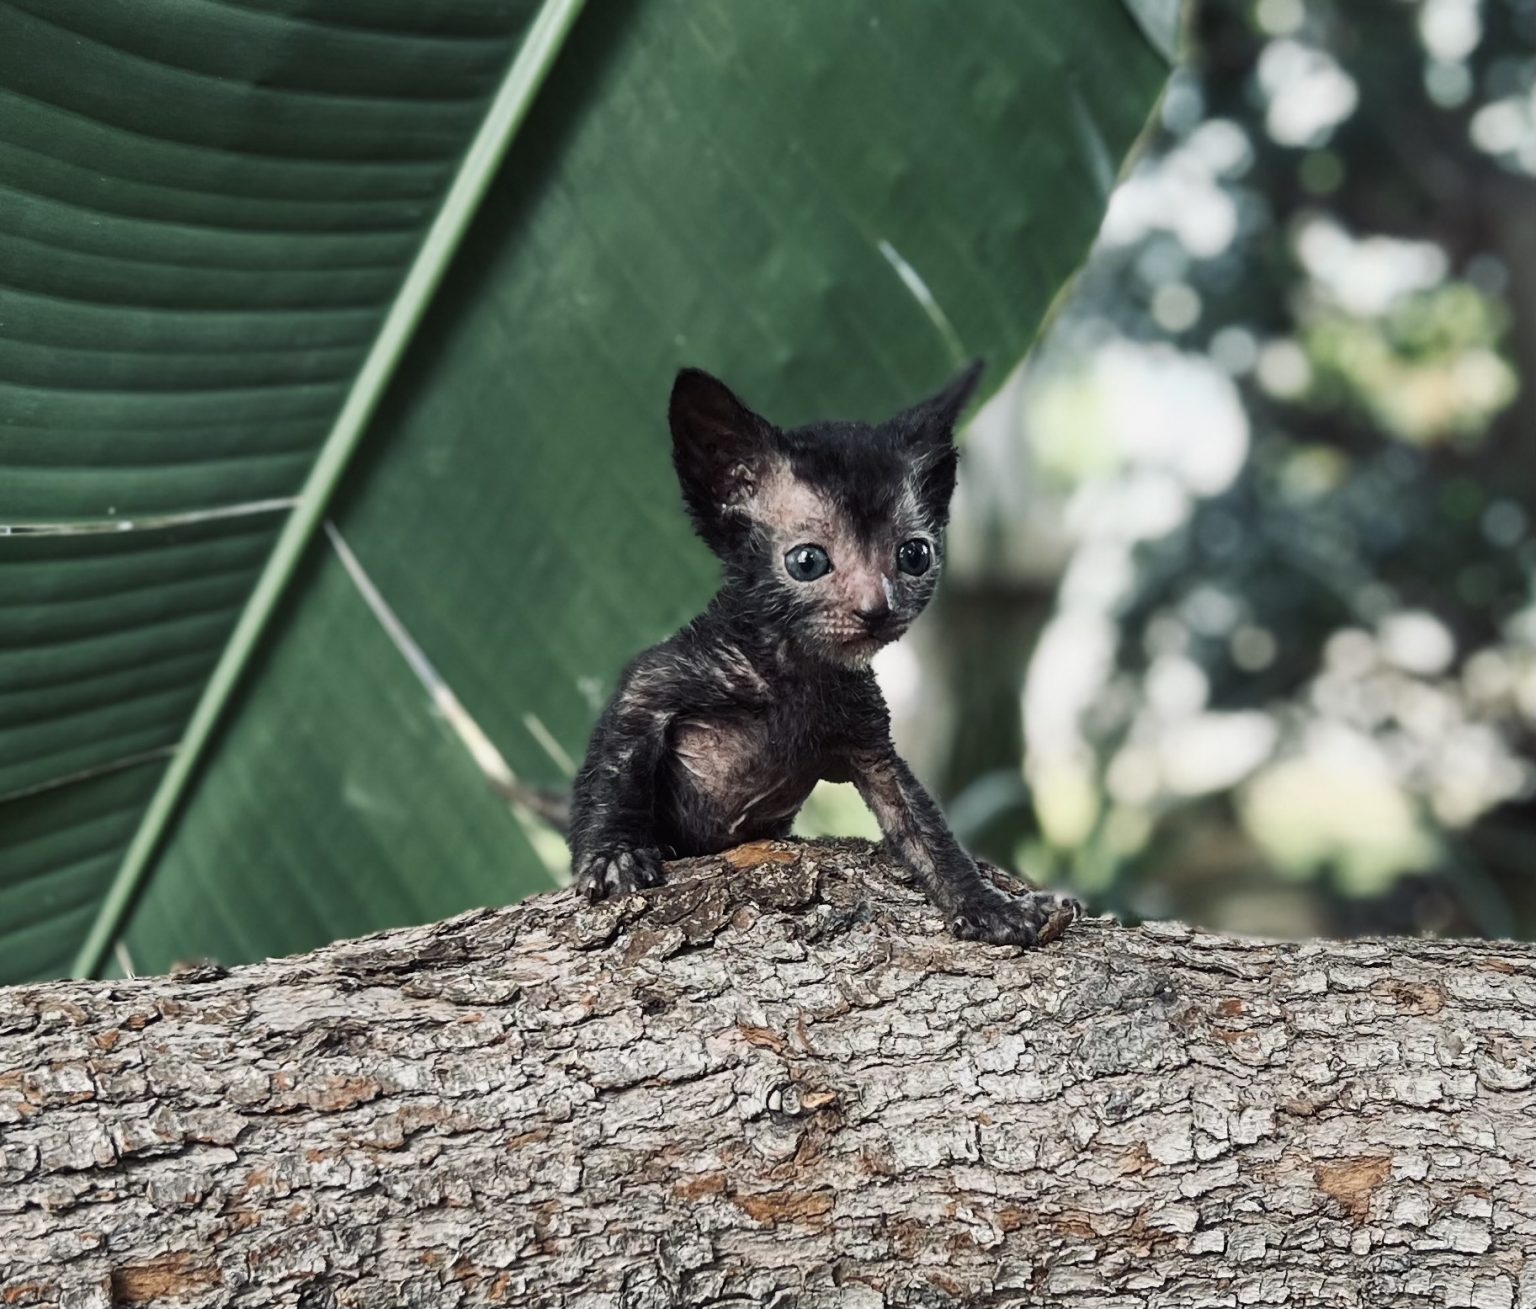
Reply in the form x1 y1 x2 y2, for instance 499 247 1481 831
854 598 892 631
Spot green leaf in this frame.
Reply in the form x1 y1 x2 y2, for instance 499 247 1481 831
0 1 1168 982
1120 0 1186 65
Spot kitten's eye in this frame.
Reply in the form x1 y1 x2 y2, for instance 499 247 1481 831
784 544 832 582
897 539 933 576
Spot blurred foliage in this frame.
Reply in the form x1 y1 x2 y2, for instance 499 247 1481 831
1008 0 1536 939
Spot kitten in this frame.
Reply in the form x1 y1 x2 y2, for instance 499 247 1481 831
566 363 1079 947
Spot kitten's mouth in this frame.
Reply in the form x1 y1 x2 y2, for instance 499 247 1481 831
833 623 906 654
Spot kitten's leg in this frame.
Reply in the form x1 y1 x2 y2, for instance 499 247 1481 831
568 710 668 901
852 747 1079 946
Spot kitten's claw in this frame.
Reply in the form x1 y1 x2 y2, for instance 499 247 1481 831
950 886 1080 947
574 844 666 901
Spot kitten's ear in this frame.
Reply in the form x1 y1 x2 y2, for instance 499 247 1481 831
669 368 776 552
900 358 984 442
896 359 984 524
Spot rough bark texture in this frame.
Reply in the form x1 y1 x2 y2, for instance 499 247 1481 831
3 838 1536 1309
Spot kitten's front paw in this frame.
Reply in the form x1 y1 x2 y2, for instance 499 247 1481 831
950 886 1080 947
574 844 665 901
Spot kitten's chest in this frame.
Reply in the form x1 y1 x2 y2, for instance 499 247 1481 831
663 697 843 850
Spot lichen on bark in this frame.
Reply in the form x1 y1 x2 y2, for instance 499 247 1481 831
3 837 1535 1307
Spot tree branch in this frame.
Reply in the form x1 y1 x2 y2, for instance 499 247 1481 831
3 838 1533 1307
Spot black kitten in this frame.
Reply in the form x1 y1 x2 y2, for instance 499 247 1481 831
567 364 1079 947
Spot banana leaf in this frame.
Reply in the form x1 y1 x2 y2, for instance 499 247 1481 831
0 0 1172 981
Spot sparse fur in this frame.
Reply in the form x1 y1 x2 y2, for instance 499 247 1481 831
567 364 1079 946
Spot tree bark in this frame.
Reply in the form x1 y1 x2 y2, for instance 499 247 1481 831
3 839 1535 1309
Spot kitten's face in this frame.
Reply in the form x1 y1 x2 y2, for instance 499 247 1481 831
745 452 942 666
669 362 982 666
